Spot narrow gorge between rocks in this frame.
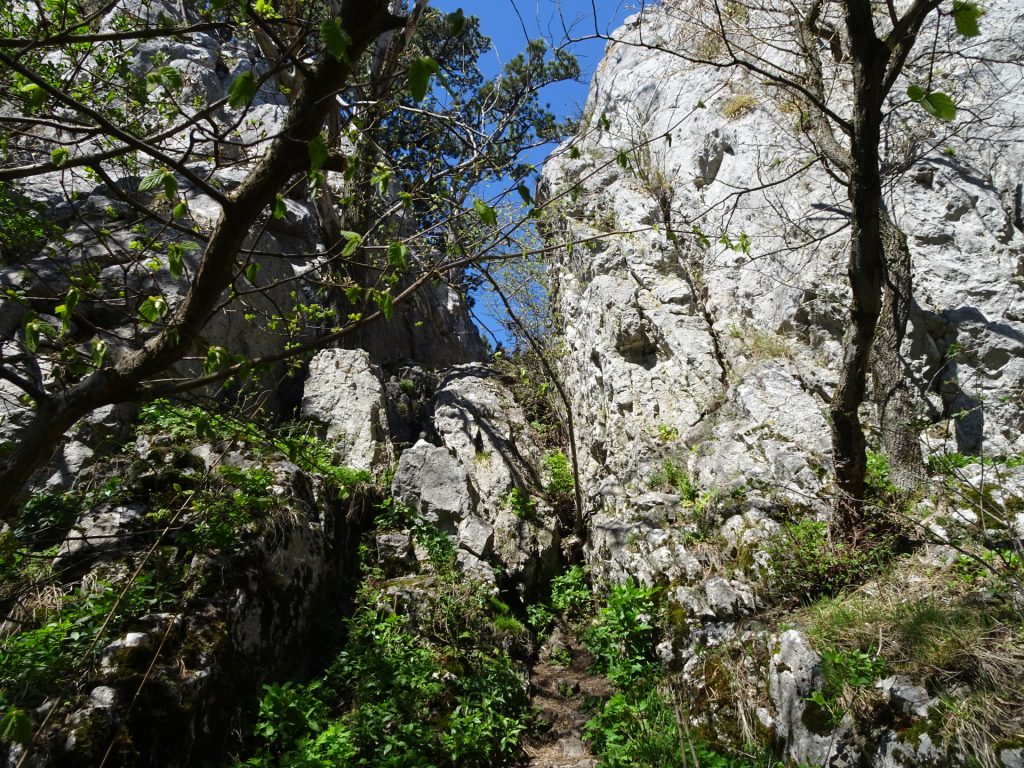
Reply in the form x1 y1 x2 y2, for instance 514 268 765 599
1 1 1023 767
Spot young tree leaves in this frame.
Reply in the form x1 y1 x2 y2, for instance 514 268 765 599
50 148 69 167
308 134 329 172
321 18 351 61
138 295 169 325
951 0 982 37
139 168 178 198
203 345 231 375
23 316 57 353
473 198 497 226
339 231 362 257
407 56 440 103
227 71 257 108
907 85 957 121
19 83 44 109
387 242 409 270
146 65 183 94
90 339 107 369
54 287 80 334
166 241 198 279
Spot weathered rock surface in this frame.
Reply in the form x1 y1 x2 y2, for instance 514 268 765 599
391 365 560 593
301 348 390 471
544 0 1024 522
541 0 1024 764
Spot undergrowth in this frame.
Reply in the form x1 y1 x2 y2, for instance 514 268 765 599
234 518 530 768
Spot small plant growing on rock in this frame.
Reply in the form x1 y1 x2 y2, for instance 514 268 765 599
722 93 758 119
763 520 892 604
504 487 537 520
656 424 680 442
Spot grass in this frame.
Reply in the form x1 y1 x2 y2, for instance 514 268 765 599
722 93 758 120
792 551 1024 767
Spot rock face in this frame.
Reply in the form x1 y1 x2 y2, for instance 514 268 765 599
543 0 1024 522
540 0 1024 765
301 348 390 471
392 365 560 594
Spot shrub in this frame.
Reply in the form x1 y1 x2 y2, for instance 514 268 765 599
504 487 536 520
543 450 574 499
764 520 890 604
582 580 660 687
237 551 530 768
650 459 698 504
550 565 592 621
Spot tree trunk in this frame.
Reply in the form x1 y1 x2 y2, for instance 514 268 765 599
872 212 924 491
829 1 887 538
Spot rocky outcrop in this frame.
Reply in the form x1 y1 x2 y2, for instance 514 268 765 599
543 0 1024 516
391 365 561 595
541 0 1024 764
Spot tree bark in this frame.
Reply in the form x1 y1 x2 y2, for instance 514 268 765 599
829 0 887 536
872 212 924 491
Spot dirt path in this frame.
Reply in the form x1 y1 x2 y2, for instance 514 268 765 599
522 628 612 768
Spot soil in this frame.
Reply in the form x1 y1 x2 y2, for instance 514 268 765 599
522 626 613 768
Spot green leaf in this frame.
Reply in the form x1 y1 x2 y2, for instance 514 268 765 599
568 145 581 159
168 245 184 279
374 291 394 320
23 317 56 352
308 134 329 173
23 319 38 353
54 287 80 333
244 263 260 283
691 224 711 249
0 707 31 745
923 91 956 121
907 85 957 121
446 9 466 36
161 172 178 199
951 0 982 36
338 231 362 257
370 165 392 195
252 0 279 17
516 184 533 205
20 83 44 109
172 200 187 219
407 56 440 103
321 18 351 60
138 295 168 324
147 65 183 93
91 338 107 369
272 194 287 219
227 70 257 109
139 169 165 191
387 242 409 270
204 345 230 375
51 147 70 167
473 198 497 227
616 150 629 169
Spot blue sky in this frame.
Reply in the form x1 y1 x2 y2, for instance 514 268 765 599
426 1 645 349
430 0 639 122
